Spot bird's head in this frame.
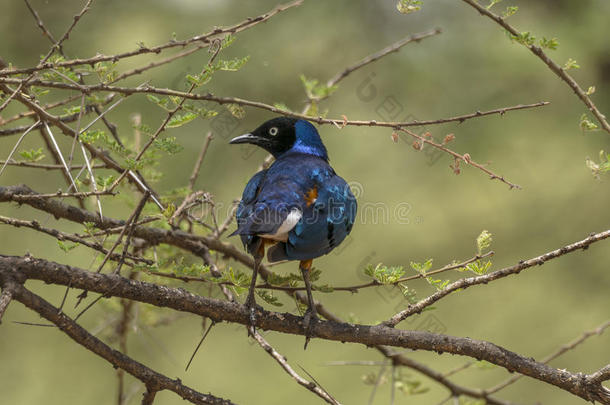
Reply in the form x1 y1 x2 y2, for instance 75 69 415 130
229 117 328 161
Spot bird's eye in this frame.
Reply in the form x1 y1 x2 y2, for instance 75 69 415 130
269 127 278 136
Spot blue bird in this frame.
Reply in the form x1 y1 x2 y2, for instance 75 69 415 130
230 117 357 337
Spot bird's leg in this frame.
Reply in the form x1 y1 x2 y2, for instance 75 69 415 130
299 259 318 349
245 240 265 335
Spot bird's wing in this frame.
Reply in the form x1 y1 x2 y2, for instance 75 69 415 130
231 169 268 237
232 169 304 238
268 174 357 262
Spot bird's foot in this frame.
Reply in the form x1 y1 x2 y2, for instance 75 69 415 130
302 306 319 350
244 297 263 337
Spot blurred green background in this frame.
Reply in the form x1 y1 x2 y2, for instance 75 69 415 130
1 0 609 404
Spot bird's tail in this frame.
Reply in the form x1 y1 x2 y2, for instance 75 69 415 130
267 243 289 262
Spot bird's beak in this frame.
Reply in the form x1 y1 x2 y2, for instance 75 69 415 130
229 133 260 145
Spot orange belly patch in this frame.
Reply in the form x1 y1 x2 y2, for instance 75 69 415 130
304 186 318 207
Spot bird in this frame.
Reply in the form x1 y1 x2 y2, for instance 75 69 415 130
229 117 357 342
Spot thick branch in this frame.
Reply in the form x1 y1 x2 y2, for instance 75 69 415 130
1 255 608 403
1 279 235 405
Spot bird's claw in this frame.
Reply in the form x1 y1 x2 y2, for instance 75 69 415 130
244 298 263 337
302 307 319 350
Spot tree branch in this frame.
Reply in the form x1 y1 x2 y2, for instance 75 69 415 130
0 76 549 131
0 283 14 324
250 329 340 404
384 230 610 327
1 255 608 403
486 320 610 395
459 0 610 134
1 279 236 405
0 0 303 77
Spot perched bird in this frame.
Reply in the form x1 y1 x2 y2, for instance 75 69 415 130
230 117 357 339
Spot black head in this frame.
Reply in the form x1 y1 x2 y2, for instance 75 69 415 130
230 117 328 160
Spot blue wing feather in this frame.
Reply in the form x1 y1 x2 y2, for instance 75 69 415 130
233 153 356 262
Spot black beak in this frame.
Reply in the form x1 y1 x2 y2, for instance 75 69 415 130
229 133 260 145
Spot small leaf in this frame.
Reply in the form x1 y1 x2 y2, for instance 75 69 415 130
19 147 45 162
167 112 198 128
502 6 518 18
396 0 423 14
563 58 580 70
256 290 283 307
476 230 492 254
57 240 78 253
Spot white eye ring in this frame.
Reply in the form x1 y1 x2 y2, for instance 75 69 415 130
269 127 279 136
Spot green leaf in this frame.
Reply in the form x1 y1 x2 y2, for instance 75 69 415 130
476 230 492 254
396 0 423 14
563 58 580 70
509 31 536 47
273 102 292 112
365 263 406 284
462 260 492 275
153 136 183 155
256 290 283 307
486 0 502 10
162 203 176 220
96 175 115 189
83 221 97 235
124 157 144 171
266 271 302 286
585 150 610 179
539 37 559 50
19 147 45 162
221 34 236 49
57 240 78 253
313 284 334 293
580 114 598 132
147 94 172 111
185 71 213 88
215 55 250 72
225 104 245 119
300 74 338 101
502 6 518 18
410 259 433 275
167 112 198 128
63 105 82 115
398 284 418 304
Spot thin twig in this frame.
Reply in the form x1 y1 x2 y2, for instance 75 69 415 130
108 39 225 193
302 28 442 113
0 215 151 265
250 328 341 405
0 77 550 131
0 120 40 177
23 0 59 45
0 286 13 324
398 127 521 189
0 0 304 77
42 121 79 191
0 161 105 170
460 0 610 134
188 133 213 192
185 320 216 372
7 190 115 199
384 230 610 327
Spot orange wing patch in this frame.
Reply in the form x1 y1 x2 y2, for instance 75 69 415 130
304 186 318 207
